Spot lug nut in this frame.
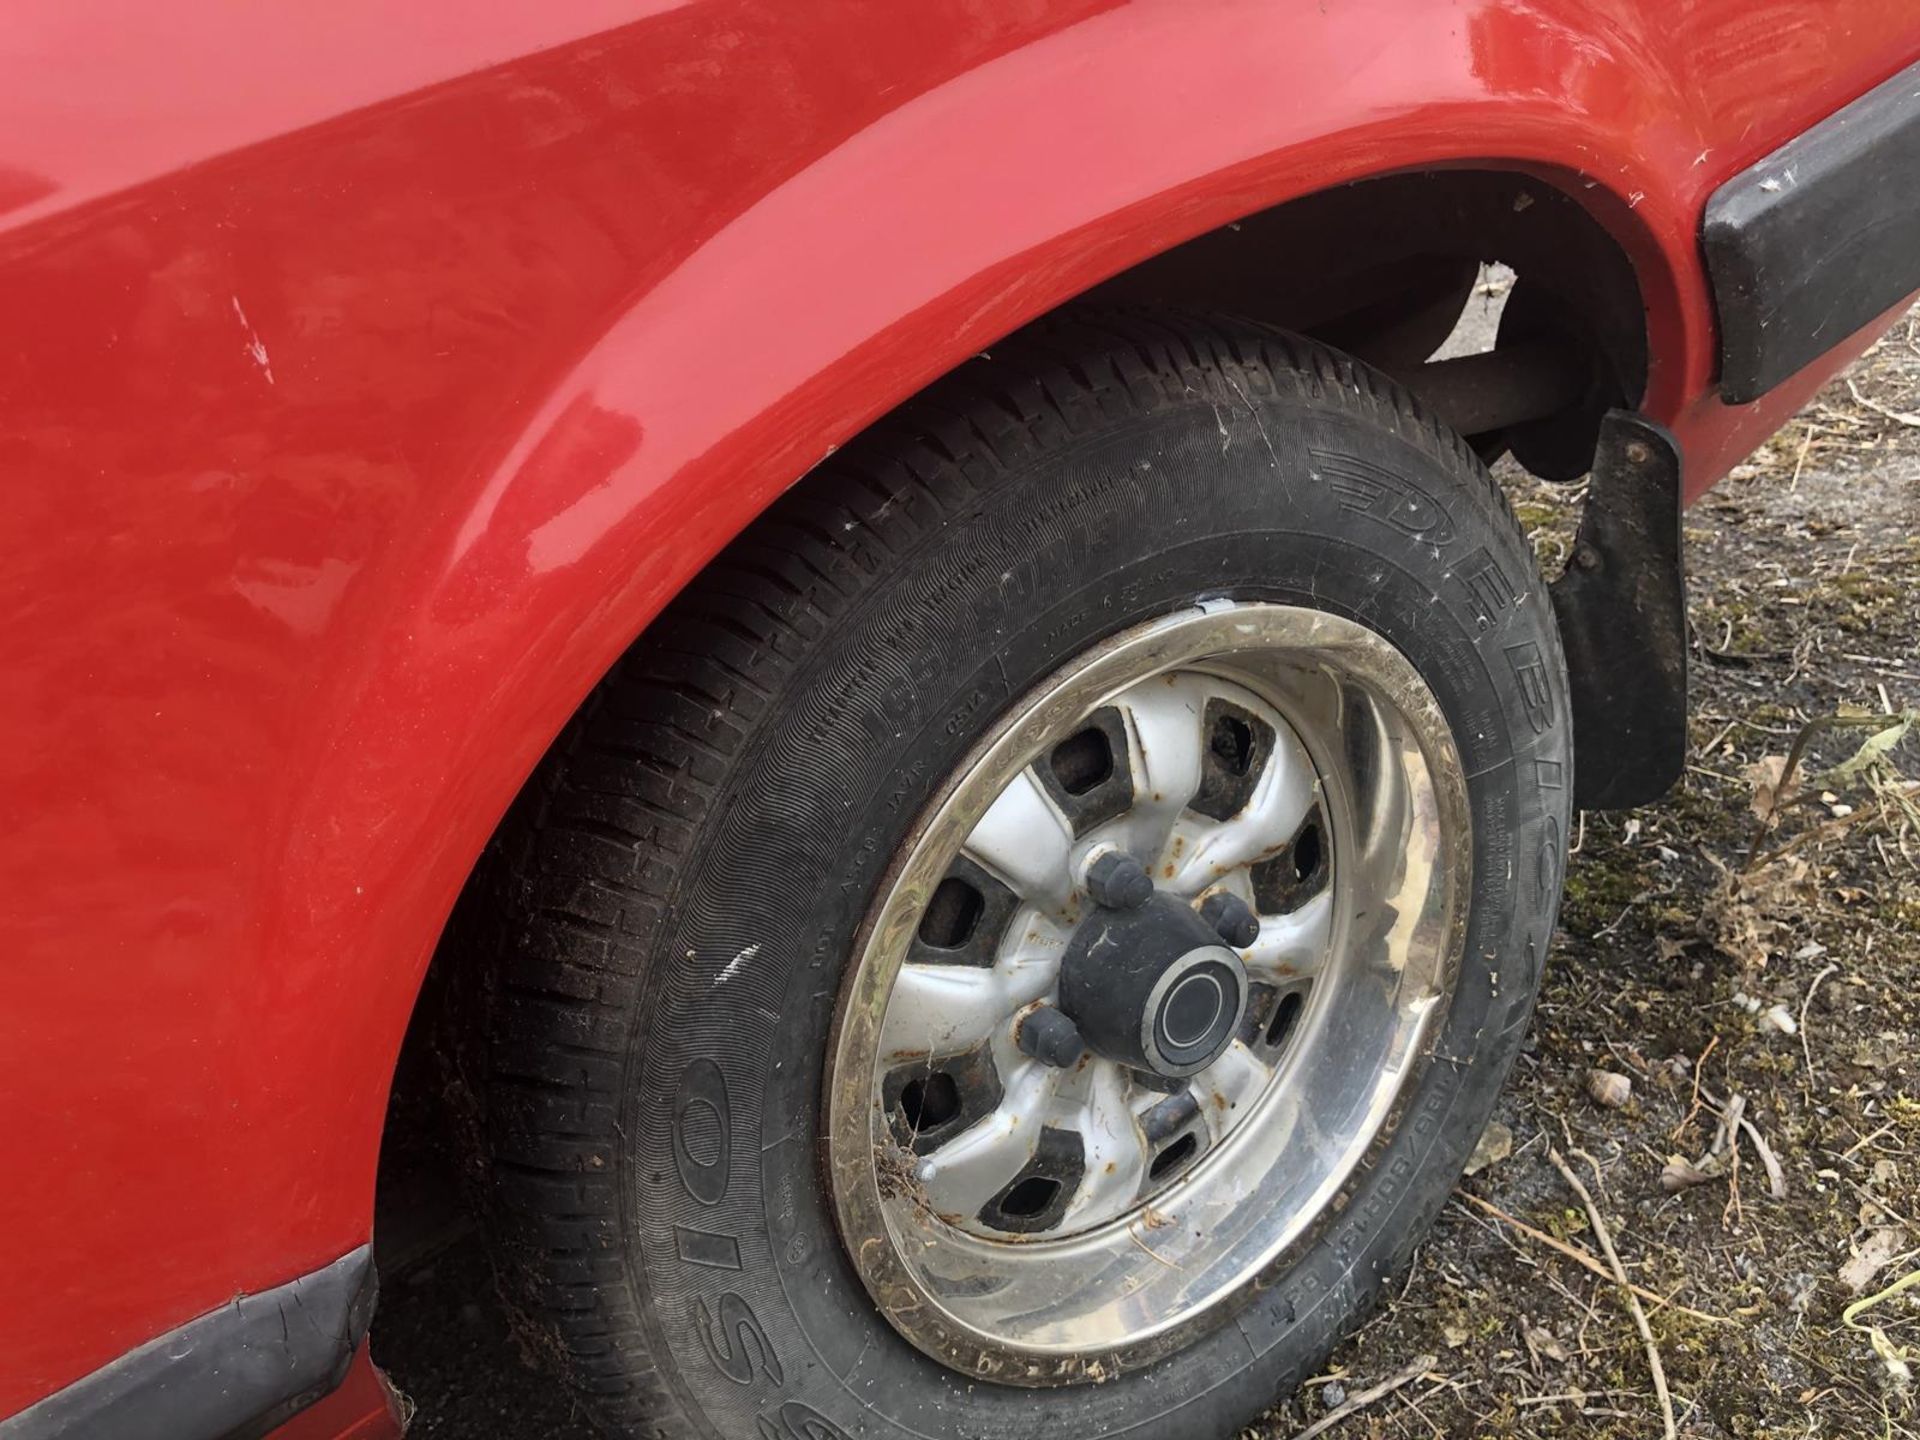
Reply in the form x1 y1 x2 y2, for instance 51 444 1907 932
1199 892 1260 948
1084 849 1152 910
1016 1005 1087 1068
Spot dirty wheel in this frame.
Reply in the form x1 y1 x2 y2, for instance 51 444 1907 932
464 310 1570 1438
829 603 1466 1380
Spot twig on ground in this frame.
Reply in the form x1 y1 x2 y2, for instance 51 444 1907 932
1395 1378 1448 1440
1722 1127 1745 1231
1745 810 1868 873
1710 1094 1747 1228
1672 1035 1720 1142
1455 1192 1730 1325
1291 1353 1439 1440
1839 1123 1896 1161
1847 377 1920 428
1547 1146 1678 1440
1800 962 1841 1089
1515 1390 1637 1408
1842 1176 1918 1234
1680 1087 1787 1205
1790 421 1816 490
1709 1093 1745 1157
1736 1113 1789 1201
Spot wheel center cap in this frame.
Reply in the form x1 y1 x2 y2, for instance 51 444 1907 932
1139 945 1246 1075
1161 970 1228 1048
1058 890 1248 1079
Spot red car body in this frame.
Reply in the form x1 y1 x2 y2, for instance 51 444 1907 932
2 3 1916 1435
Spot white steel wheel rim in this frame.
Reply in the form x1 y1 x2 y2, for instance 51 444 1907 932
825 601 1471 1385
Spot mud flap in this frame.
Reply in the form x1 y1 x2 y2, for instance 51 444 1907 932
1548 411 1687 810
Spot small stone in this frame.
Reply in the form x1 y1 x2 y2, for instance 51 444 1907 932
1321 1380 1348 1410
1586 1068 1632 1109
1464 1120 1514 1176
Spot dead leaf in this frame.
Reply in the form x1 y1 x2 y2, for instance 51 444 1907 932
1524 1325 1569 1364
1815 713 1914 786
1464 1120 1514 1177
1702 853 1814 970
1655 935 1691 964
1748 754 1791 823
1662 1153 1728 1192
1841 1228 1907 1294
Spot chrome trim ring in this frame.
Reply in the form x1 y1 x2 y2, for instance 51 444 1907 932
826 601 1471 1385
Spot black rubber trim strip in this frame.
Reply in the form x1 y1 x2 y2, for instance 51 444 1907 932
1704 56 1920 403
0 1245 374 1440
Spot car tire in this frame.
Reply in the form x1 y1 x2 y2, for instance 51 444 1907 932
456 309 1571 1439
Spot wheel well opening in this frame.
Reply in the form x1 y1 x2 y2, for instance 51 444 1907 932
1087 168 1649 480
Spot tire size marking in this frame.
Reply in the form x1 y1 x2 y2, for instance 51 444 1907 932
1311 451 1457 548
672 1057 802 1416
675 1224 744 1271
1534 814 1562 909
758 1401 852 1439
1504 641 1556 736
1503 935 1543 1036
672 1058 733 1206
692 1292 785 1387
943 683 995 739
1452 547 1517 631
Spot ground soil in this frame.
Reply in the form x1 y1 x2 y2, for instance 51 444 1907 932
374 308 1920 1439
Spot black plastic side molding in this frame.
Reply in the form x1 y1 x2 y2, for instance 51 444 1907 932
1705 57 1920 404
1549 411 1687 810
0 1246 374 1440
